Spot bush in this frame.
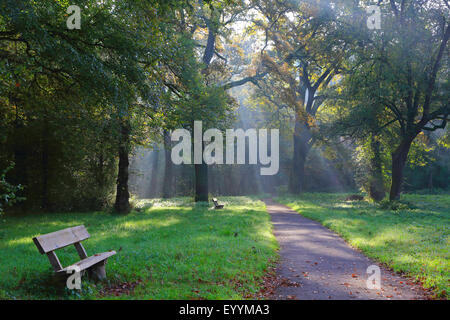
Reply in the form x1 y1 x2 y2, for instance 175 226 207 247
0 163 25 214
275 185 288 195
378 199 417 211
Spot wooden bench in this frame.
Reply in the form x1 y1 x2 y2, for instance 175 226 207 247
32 225 116 281
212 198 224 209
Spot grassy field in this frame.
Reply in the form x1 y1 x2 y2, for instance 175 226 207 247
277 193 450 299
0 197 278 300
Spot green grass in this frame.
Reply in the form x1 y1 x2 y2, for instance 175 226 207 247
0 197 278 300
277 193 450 299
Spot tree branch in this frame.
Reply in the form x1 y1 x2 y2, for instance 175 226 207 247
417 23 450 129
221 72 268 90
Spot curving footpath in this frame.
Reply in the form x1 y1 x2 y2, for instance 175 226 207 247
264 199 429 300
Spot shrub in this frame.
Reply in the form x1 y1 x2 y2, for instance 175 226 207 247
378 199 417 211
0 163 25 214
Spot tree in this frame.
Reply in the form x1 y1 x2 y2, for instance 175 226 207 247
159 0 267 202
329 0 450 200
251 0 356 193
0 0 165 213
384 0 449 200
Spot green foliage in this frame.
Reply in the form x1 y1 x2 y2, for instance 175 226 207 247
1 0 448 208
0 163 25 214
1 0 147 211
324 0 449 200
437 129 450 149
378 199 417 211
352 136 388 197
1 0 234 211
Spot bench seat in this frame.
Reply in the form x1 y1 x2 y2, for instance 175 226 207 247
58 251 116 273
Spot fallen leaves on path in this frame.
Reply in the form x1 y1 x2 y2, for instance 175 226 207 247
280 278 301 287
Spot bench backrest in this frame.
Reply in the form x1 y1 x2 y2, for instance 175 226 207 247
33 225 90 254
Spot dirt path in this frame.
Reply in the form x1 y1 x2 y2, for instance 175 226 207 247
264 199 428 300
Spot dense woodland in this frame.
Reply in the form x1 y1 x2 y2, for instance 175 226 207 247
1 0 449 214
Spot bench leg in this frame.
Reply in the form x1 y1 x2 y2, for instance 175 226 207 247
89 259 108 281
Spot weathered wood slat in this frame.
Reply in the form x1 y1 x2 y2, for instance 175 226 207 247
46 251 63 271
74 242 88 259
33 225 90 254
58 251 116 273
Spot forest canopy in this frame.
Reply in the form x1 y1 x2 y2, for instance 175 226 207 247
0 0 449 214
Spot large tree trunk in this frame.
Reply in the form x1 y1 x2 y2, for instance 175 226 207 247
368 135 385 202
162 130 173 199
148 149 161 197
389 138 413 201
193 126 208 202
193 9 215 203
41 121 49 211
195 162 208 202
114 122 131 214
289 120 312 194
